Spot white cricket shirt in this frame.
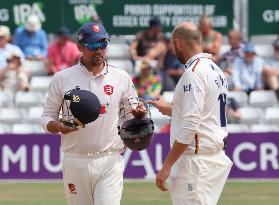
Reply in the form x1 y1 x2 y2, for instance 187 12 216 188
41 62 137 155
170 53 228 154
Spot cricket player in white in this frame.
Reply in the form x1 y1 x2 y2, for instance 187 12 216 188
41 22 145 205
149 22 233 205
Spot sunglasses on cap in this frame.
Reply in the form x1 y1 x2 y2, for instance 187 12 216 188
82 41 108 51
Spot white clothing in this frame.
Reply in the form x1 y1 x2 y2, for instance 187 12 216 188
169 151 232 205
41 62 137 155
171 53 229 154
0 43 24 68
62 153 124 205
169 53 232 205
41 61 137 205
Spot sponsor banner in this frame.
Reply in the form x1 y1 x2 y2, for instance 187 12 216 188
0 0 233 34
0 133 279 180
249 0 279 35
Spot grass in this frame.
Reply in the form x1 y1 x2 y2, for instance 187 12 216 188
0 181 278 205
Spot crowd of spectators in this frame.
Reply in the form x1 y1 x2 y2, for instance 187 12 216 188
128 15 279 124
0 15 81 97
1 14 279 125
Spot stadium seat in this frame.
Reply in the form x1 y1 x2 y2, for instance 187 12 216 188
250 124 279 133
106 43 130 60
219 44 230 55
30 76 52 92
227 124 249 133
162 91 174 104
0 123 11 134
249 90 278 108
251 35 277 44
254 44 274 58
239 107 264 125
22 60 47 77
0 108 24 124
227 91 248 107
107 60 134 76
15 91 43 108
26 106 44 123
11 123 44 134
264 107 279 124
0 90 14 107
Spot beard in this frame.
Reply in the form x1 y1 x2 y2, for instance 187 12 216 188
89 55 104 66
173 45 186 64
176 51 186 64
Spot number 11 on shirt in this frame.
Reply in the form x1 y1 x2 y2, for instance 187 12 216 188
218 93 227 127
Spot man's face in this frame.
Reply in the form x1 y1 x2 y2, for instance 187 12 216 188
140 67 150 77
172 38 186 64
199 20 211 35
244 52 255 63
149 26 162 37
167 40 174 52
0 36 7 48
228 32 240 48
79 43 106 66
57 36 69 46
274 47 279 60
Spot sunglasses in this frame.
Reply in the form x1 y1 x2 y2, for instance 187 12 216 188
82 41 108 51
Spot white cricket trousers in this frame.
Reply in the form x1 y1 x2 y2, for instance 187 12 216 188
169 151 233 205
62 152 124 205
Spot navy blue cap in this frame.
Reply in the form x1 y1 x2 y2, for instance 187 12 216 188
65 90 101 126
149 17 161 28
77 22 109 44
244 42 256 53
57 26 71 37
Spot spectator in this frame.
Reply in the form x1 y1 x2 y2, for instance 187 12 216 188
129 17 166 62
133 60 162 100
46 27 80 75
160 36 184 91
13 15 48 60
0 25 24 69
215 30 244 72
263 39 279 96
215 30 244 90
227 98 241 123
232 42 264 94
199 16 222 57
91 15 103 24
0 52 29 92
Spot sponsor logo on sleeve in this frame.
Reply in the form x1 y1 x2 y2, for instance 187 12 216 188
183 84 201 93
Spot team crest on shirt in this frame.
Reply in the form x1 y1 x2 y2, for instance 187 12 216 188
68 183 77 195
92 25 100 32
104 85 114 95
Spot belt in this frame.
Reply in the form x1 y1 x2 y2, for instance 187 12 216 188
64 147 124 159
184 150 225 156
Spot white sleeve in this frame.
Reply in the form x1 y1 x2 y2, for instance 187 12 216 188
119 72 139 121
175 70 206 145
40 73 63 132
121 71 138 103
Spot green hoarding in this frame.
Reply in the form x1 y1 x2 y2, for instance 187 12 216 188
0 0 233 35
0 0 61 33
249 0 279 36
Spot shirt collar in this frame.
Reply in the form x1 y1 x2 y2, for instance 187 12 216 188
185 53 212 69
79 58 108 78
